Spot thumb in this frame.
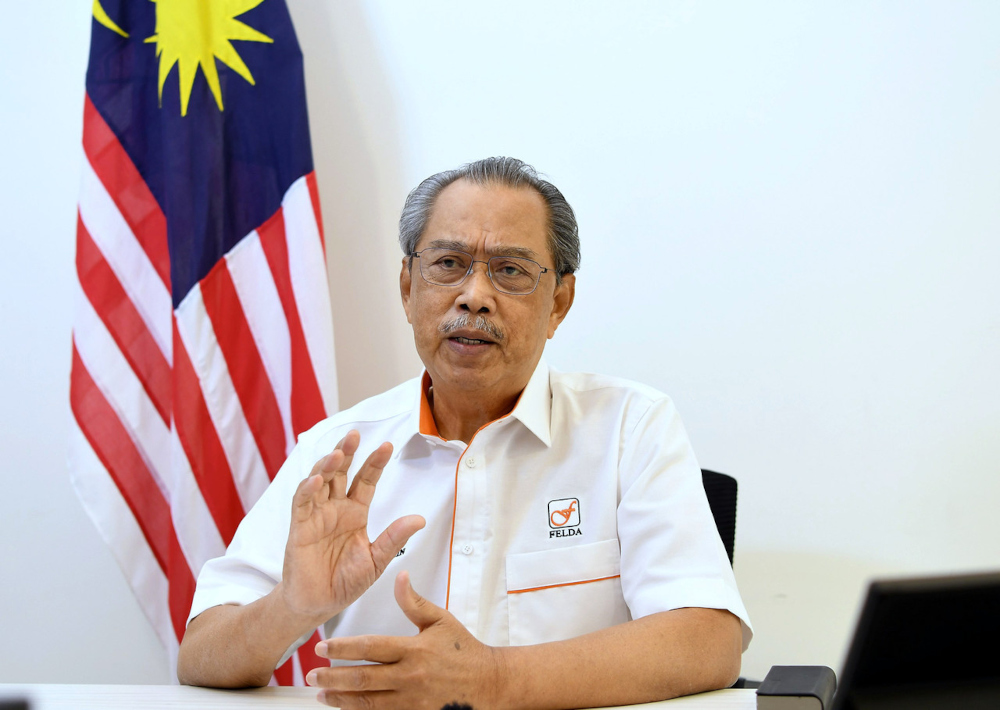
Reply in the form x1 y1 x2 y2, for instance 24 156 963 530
395 570 444 631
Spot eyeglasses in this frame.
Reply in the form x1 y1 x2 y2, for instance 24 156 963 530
409 248 554 295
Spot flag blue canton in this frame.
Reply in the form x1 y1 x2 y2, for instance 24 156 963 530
85 0 315 307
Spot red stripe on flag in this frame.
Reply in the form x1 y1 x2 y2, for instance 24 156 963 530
257 210 328 436
71 347 195 641
273 660 295 686
167 533 196 642
76 213 171 425
172 319 245 544
82 94 171 291
70 344 173 573
305 172 326 255
200 257 288 479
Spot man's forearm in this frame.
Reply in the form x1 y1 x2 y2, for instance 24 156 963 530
177 585 322 688
309 577 743 710
495 607 743 709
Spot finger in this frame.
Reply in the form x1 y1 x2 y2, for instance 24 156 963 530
310 448 344 488
302 452 343 502
346 441 393 507
371 515 425 573
308 662 398 692
319 430 359 500
339 429 361 458
314 635 406 664
291 474 324 522
394 570 445 631
332 430 361 499
316 689 394 710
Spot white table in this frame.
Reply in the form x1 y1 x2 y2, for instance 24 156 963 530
0 684 756 709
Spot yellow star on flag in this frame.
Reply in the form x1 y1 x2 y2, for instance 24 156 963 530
145 0 274 116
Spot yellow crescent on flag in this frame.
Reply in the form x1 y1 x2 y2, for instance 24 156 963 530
92 0 129 38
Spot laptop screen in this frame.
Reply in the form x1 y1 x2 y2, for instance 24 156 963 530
832 571 1000 710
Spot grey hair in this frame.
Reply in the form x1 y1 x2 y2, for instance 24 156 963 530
398 157 581 281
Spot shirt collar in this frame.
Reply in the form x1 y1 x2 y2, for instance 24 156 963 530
509 358 552 447
398 359 553 456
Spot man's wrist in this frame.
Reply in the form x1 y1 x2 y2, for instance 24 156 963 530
270 581 337 637
487 644 517 710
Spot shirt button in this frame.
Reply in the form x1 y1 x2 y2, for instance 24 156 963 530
462 544 473 555
465 457 477 468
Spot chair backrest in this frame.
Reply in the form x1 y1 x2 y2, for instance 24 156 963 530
701 469 737 565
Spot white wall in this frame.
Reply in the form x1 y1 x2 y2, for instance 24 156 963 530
2 0 998 685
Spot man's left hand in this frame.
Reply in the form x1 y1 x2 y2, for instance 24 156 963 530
308 571 508 710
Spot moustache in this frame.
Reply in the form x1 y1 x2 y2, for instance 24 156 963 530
439 314 505 342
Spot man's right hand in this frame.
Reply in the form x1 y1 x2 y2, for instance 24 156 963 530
178 430 424 689
278 430 426 628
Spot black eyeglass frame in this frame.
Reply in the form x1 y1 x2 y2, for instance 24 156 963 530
408 248 555 296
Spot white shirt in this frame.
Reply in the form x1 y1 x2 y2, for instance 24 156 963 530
189 360 753 663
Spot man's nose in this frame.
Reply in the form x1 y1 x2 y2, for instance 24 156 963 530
456 261 496 313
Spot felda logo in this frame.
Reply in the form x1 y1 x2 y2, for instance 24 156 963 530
548 498 582 538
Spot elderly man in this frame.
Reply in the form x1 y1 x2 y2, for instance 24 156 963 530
177 157 752 709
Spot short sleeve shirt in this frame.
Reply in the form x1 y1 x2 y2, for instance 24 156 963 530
189 360 753 663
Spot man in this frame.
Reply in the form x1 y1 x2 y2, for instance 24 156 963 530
178 157 752 709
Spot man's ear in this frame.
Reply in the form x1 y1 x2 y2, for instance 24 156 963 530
400 257 413 324
547 273 575 339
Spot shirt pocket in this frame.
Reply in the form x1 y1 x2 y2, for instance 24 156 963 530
505 538 631 646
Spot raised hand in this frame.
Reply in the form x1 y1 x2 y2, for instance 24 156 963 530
278 430 425 627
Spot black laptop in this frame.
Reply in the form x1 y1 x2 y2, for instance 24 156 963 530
831 570 1000 710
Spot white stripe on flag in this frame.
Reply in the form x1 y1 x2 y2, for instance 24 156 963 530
283 177 339 413
78 152 173 361
174 285 272 511
168 427 227 576
225 232 297 456
72 275 172 500
68 418 177 653
291 651 305 686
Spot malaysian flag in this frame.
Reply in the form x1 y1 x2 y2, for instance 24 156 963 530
70 0 336 685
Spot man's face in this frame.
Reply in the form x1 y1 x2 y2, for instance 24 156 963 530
400 179 575 402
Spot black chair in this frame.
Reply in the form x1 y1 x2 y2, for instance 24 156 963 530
701 469 737 565
701 468 759 689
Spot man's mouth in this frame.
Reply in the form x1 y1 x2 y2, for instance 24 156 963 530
439 314 504 343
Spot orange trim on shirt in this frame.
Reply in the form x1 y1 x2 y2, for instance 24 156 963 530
444 453 463 610
418 372 443 439
507 574 621 595
442 385 528 611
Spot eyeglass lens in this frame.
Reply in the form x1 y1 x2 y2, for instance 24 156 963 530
419 248 541 294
